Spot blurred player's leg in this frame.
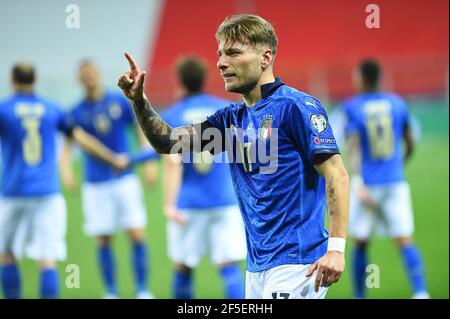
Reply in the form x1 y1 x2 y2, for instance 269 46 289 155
396 237 429 299
0 254 21 299
173 264 194 299
0 198 23 299
349 186 375 298
209 206 246 299
38 260 59 299
383 182 429 298
127 228 153 299
352 240 369 298
115 175 152 299
96 236 118 298
168 211 208 298
26 194 67 299
218 263 245 299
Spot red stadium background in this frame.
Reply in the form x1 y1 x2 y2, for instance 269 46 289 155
145 0 449 106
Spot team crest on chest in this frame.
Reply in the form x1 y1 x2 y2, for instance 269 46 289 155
259 115 273 140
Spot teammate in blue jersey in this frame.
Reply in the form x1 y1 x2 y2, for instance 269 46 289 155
342 59 429 299
59 60 156 299
162 56 246 299
0 63 128 299
118 14 349 299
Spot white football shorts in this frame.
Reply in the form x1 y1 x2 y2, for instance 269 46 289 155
246 264 329 299
0 193 67 261
82 174 147 236
167 205 246 267
349 181 414 240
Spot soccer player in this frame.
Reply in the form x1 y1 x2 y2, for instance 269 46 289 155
0 63 128 299
59 60 156 299
118 14 349 299
162 55 246 299
343 59 429 299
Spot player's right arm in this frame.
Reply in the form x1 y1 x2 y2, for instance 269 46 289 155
163 154 186 224
118 52 201 155
59 137 78 192
71 126 129 170
344 112 375 209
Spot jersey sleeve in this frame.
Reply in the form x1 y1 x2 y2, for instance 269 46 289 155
289 96 340 165
206 105 230 134
342 101 360 136
57 106 76 136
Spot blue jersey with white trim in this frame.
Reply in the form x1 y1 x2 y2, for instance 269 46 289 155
0 93 73 196
206 78 340 272
342 92 410 185
71 91 135 182
162 93 237 209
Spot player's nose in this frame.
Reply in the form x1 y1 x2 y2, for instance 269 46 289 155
217 55 228 71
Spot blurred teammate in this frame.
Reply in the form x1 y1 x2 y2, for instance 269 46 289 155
118 14 349 299
0 63 127 299
342 59 429 299
162 56 246 298
59 60 156 299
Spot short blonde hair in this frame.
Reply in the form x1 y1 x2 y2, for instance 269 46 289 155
215 14 278 55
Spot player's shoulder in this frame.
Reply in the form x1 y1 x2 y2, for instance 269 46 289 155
381 91 407 106
274 85 326 113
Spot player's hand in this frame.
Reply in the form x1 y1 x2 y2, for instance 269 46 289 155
117 52 146 103
112 154 131 171
306 251 345 293
164 205 187 224
357 185 376 210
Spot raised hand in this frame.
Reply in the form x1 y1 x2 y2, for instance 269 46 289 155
117 52 146 102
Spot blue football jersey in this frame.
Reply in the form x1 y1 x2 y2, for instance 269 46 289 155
162 94 237 209
206 78 340 272
0 93 73 196
342 92 410 184
71 91 135 182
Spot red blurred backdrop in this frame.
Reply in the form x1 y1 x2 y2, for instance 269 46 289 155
145 0 449 106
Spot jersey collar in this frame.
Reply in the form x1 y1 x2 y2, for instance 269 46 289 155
260 77 284 99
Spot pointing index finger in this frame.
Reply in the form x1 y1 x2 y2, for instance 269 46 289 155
124 52 139 72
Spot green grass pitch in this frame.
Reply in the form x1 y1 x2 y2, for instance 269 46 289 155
1 137 448 299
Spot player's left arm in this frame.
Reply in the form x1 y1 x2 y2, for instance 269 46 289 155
403 123 414 162
71 126 129 170
307 153 350 292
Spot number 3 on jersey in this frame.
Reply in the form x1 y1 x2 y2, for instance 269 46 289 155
15 103 44 166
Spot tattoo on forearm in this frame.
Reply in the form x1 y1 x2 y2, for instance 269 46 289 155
327 176 336 216
132 98 196 153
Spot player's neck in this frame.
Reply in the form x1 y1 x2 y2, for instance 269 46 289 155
14 85 34 94
85 86 103 101
243 73 275 107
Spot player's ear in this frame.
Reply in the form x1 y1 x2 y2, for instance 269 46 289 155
261 48 273 71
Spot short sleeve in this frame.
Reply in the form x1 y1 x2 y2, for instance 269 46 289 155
342 102 359 136
206 106 230 134
289 96 340 165
57 108 76 136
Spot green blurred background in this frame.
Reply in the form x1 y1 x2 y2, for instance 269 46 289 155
1 98 447 299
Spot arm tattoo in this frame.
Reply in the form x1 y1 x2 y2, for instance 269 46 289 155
326 175 336 216
132 97 197 154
